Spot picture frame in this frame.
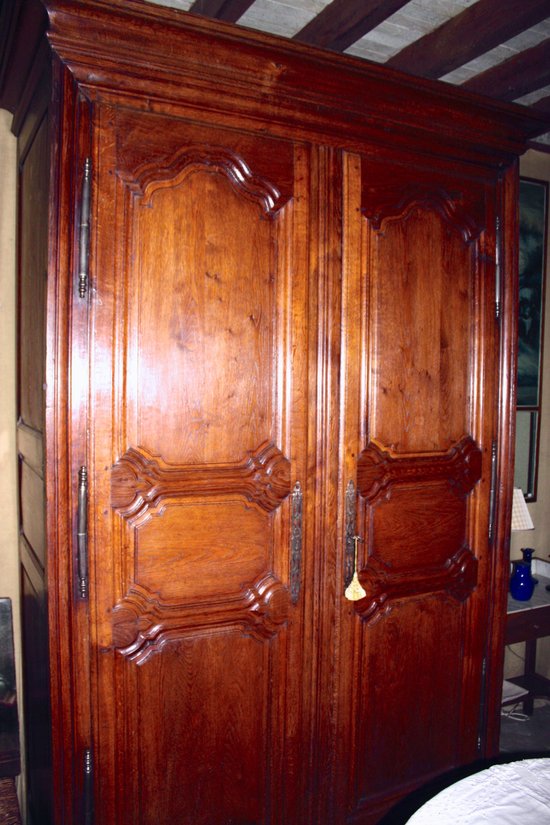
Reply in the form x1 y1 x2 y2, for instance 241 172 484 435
515 176 548 501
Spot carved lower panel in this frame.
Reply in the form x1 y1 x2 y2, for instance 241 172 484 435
111 440 291 525
112 574 290 664
357 436 482 501
353 546 478 623
354 436 482 621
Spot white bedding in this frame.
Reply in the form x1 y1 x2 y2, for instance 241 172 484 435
406 758 550 824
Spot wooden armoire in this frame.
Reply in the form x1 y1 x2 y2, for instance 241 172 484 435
3 0 550 822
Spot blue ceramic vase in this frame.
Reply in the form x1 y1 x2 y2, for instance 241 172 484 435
510 547 536 601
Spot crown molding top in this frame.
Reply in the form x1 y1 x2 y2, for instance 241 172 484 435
2 0 550 158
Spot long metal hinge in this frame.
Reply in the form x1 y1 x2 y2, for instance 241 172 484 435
495 215 501 321
77 466 89 599
488 441 498 543
83 748 94 825
78 158 92 298
477 656 488 752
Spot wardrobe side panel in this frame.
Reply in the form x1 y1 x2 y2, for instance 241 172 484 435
17 109 54 825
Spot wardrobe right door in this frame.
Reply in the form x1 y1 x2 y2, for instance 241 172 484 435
335 151 501 824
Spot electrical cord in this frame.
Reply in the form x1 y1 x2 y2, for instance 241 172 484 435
501 703 530 722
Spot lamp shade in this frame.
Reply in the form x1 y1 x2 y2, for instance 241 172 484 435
511 487 534 531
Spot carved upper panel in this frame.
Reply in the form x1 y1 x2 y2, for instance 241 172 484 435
357 436 482 502
119 144 291 217
361 183 484 242
111 441 292 525
361 178 481 453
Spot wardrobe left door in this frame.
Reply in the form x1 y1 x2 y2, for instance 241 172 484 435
87 104 315 825
17 80 54 825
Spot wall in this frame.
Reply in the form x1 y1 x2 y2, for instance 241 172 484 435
507 148 550 683
511 149 550 559
0 112 18 614
0 108 26 814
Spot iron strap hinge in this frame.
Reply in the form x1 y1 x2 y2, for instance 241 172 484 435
77 466 89 599
477 656 488 753
78 158 92 298
83 748 94 824
495 215 501 321
488 441 498 543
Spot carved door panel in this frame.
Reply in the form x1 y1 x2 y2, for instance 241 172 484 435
88 108 313 825
334 153 498 823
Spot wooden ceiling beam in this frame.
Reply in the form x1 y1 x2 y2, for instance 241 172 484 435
293 0 410 52
188 0 256 23
461 39 550 101
532 95 550 115
386 0 550 79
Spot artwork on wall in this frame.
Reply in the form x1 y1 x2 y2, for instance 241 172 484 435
515 177 548 501
518 178 547 406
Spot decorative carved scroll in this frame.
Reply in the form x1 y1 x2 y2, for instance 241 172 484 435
352 545 478 624
357 436 482 502
120 144 290 216
111 441 291 524
112 574 290 664
361 183 484 243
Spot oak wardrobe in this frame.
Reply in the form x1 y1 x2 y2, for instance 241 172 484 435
5 0 550 822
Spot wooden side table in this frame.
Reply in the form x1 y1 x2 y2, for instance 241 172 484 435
505 573 550 715
0 778 21 824
0 599 21 823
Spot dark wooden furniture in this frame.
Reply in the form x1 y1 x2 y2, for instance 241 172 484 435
0 601 21 825
2 1 550 823
0 600 20 781
0 779 22 825
506 576 550 715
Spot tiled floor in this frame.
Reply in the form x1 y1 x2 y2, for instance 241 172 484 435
500 699 550 754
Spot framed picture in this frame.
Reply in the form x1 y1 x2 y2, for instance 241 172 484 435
517 178 548 407
515 177 548 501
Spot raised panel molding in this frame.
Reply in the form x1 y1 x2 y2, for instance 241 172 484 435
352 545 478 624
357 436 482 501
354 436 482 622
112 573 290 664
111 441 292 525
119 144 291 216
361 183 484 242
